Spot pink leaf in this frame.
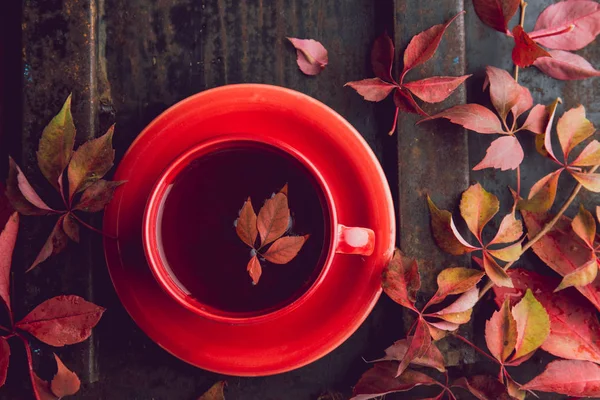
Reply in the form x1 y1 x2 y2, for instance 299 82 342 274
371 32 395 83
287 38 328 76
403 75 470 103
473 135 524 171
419 104 504 134
9 158 54 212
489 211 523 245
434 287 479 315
534 50 600 80
0 337 9 387
0 213 18 312
402 12 464 76
485 66 524 122
472 0 521 32
571 171 600 192
512 26 551 68
345 78 397 102
572 140 600 167
522 360 600 396
518 169 563 212
531 0 600 51
521 104 549 134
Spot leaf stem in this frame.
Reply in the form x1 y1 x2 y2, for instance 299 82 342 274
452 334 500 365
17 332 39 397
516 166 521 199
478 164 600 300
513 1 528 82
70 212 117 240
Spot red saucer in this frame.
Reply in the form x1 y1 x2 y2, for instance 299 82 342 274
103 85 395 376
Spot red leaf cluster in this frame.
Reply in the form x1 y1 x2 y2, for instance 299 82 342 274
7 95 125 271
345 13 469 135
235 185 309 285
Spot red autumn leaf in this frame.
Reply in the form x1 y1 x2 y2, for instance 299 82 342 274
511 85 534 120
557 105 595 159
198 381 226 400
393 88 427 116
485 298 517 363
371 32 395 83
534 50 600 80
572 140 600 166
483 252 514 288
522 360 600 397
521 104 549 134
246 255 262 285
287 37 328 76
32 371 58 400
453 375 513 400
351 362 438 400
67 125 115 201
37 94 76 192
235 197 258 248
512 26 551 68
531 0 600 51
419 104 504 134
494 268 600 364
16 295 105 347
489 211 523 245
426 196 479 256
518 169 563 212
50 354 80 397
459 183 499 242
344 78 397 102
0 337 9 387
256 192 290 246
484 66 524 122
403 75 471 103
473 135 525 171
373 339 446 372
0 212 18 312
522 212 600 310
396 318 431 377
402 12 464 76
382 249 421 311
263 235 309 264
62 213 79 243
28 216 69 272
472 0 520 33
73 179 125 213
572 205 596 248
427 267 485 307
8 158 55 213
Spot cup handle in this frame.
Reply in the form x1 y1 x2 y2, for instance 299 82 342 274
335 224 375 256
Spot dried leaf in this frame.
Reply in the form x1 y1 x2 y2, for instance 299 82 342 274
572 140 600 166
521 104 549 134
375 339 445 372
6 159 48 216
0 338 9 387
428 267 485 306
371 32 395 82
402 12 464 76
531 0 600 51
28 216 69 272
512 26 551 68
572 205 596 247
419 104 504 134
427 196 478 255
506 375 526 400
489 211 523 245
345 78 397 102
522 360 600 397
37 94 76 191
426 321 460 337
483 252 514 288
351 362 438 400
403 75 470 103
556 105 595 159
32 371 58 400
287 37 328 76
257 192 290 246
459 183 499 242
453 375 513 400
16 295 105 346
396 319 431 377
0 213 18 312
9 158 54 212
435 287 479 316
518 169 563 212
473 135 524 171
263 235 308 264
487 241 522 262
511 289 550 359
67 125 115 200
198 381 226 400
485 299 517 363
50 354 80 397
246 255 262 285
485 66 523 122
62 213 79 243
235 197 258 248
472 0 520 32
393 89 427 116
555 258 598 292
534 50 600 80
74 180 125 212
382 249 421 310
571 171 600 192
541 98 563 163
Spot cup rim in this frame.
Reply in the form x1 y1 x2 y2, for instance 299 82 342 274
143 136 339 324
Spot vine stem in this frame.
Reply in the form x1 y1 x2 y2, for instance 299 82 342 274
478 164 600 300
513 1 528 81
516 166 521 199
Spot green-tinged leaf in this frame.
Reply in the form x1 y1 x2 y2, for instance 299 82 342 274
74 180 125 213
427 196 478 255
382 249 421 310
482 253 513 288
27 216 68 272
489 211 523 245
67 125 115 200
459 183 499 242
485 299 517 363
487 240 522 262
556 105 595 159
554 259 598 292
37 94 76 191
572 140 600 166
571 171 600 192
518 169 563 212
511 289 550 360
198 381 226 400
428 267 485 306
572 205 596 247
506 375 526 400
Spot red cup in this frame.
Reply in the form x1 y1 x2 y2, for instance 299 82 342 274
140 84 395 327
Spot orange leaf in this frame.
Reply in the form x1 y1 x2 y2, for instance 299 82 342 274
246 255 262 285
257 192 290 246
235 197 258 248
571 171 600 192
487 240 522 262
489 211 523 245
556 105 595 159
50 354 80 397
263 235 309 264
554 258 598 292
572 140 600 166
572 205 596 248
511 26 551 68
483 252 514 288
427 196 478 256
428 267 484 306
518 169 563 212
459 183 499 242
485 299 517 363
419 104 504 134
382 249 421 311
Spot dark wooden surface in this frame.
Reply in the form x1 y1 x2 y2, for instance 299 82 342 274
0 0 598 399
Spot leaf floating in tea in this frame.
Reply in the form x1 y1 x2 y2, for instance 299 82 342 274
236 184 309 285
